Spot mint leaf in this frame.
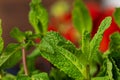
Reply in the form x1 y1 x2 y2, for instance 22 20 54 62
110 32 120 53
10 27 26 42
111 58 120 80
72 0 92 34
0 43 22 69
32 72 49 80
106 58 113 80
97 57 113 80
92 76 109 80
29 0 48 35
81 30 90 61
109 32 120 80
39 31 85 79
16 75 30 80
113 8 120 27
110 32 120 69
49 68 73 80
89 17 112 60
2 73 16 80
57 38 82 58
0 19 4 54
110 58 120 80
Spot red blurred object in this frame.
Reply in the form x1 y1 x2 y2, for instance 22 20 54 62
62 26 79 45
49 2 120 52
91 7 120 52
35 38 41 43
48 25 58 31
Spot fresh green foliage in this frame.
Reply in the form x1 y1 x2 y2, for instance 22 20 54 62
0 43 22 69
81 30 90 61
38 31 85 79
91 76 109 80
17 73 49 80
16 75 31 80
29 0 48 35
72 0 92 34
1 73 16 80
0 19 4 54
49 68 73 80
109 32 120 80
32 72 49 80
10 27 26 42
0 0 120 80
89 17 112 60
111 58 120 80
110 32 120 55
114 8 120 27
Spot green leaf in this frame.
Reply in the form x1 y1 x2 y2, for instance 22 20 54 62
81 30 90 61
2 73 16 80
29 0 48 35
0 19 4 54
72 0 92 34
49 68 73 80
113 8 120 27
89 17 112 60
92 76 109 80
110 58 120 80
0 43 22 69
106 59 113 80
109 33 120 80
57 38 82 58
39 31 85 79
110 32 120 69
110 32 120 52
10 27 26 42
32 72 49 80
16 75 30 80
97 57 113 80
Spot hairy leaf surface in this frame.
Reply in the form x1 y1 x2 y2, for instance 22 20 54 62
92 76 109 80
97 57 113 80
89 17 112 60
38 32 85 79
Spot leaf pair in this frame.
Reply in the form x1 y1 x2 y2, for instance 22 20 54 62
0 19 22 70
38 31 85 79
37 16 112 80
29 0 48 35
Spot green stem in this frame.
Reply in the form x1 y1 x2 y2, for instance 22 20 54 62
22 41 28 76
86 65 91 80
